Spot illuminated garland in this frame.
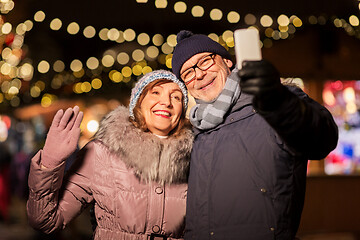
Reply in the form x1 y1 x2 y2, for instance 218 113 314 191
0 0 359 109
0 0 31 108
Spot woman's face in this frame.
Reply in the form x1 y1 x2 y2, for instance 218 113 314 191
140 81 183 136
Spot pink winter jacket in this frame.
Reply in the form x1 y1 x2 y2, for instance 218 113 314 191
27 106 193 240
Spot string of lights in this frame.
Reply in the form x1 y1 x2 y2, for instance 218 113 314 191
0 0 360 109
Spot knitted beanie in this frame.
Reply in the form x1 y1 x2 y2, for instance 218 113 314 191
172 30 232 79
129 70 188 118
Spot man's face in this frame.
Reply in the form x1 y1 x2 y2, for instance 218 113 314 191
180 52 233 102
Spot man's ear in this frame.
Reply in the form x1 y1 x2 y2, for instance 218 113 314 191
224 58 233 68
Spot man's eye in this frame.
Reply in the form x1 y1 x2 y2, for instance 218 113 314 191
182 70 192 79
199 58 211 66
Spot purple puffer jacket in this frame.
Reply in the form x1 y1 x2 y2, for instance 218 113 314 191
27 106 193 240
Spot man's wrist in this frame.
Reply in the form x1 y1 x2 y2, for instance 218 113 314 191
253 84 288 111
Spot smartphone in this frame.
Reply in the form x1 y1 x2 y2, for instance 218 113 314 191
234 28 262 69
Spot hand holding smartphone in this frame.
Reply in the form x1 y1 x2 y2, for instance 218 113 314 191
234 28 262 69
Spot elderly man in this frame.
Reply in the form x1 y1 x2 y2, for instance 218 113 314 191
171 30 338 240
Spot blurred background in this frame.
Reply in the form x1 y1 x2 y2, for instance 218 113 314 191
0 0 360 239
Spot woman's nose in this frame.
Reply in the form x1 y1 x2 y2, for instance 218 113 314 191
159 94 171 106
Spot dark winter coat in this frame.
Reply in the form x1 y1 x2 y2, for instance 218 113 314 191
184 82 338 240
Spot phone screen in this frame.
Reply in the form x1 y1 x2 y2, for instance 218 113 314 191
234 28 262 69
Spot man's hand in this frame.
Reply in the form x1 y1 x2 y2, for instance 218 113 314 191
42 106 84 169
238 60 286 111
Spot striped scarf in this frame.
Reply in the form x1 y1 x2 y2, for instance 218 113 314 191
190 69 241 130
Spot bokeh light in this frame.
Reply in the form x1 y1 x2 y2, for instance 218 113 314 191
91 78 102 89
87 120 99 133
244 14 256 25
210 9 223 21
155 0 167 8
86 57 99 70
102 55 115 67
132 49 145 61
124 28 136 41
153 34 164 46
138 33 150 45
83 26 96 38
146 46 159 59
67 22 80 35
70 59 83 72
260 15 273 27
117 52 130 65
191 6 204 17
174 1 186 13
38 60 50 73
50 18 62 30
227 11 240 23
34 11 45 22
53 60 65 72
108 28 120 41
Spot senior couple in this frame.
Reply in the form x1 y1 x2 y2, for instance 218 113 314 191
27 30 338 240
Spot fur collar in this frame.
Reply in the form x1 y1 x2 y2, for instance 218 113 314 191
94 105 193 184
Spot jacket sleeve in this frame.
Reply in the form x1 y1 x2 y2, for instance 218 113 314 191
26 142 96 234
255 85 338 160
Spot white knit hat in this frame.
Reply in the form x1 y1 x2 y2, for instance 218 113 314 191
129 70 188 118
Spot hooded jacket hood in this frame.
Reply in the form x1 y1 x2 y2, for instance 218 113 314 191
94 105 193 184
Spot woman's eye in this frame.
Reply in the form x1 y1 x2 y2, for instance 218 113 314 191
152 90 159 95
172 95 181 101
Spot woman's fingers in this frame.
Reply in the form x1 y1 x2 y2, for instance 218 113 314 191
74 111 84 129
59 107 76 130
51 106 83 132
66 106 80 130
71 128 82 144
50 109 64 129
68 109 83 131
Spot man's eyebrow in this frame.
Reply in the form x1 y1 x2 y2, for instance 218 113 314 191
180 54 209 74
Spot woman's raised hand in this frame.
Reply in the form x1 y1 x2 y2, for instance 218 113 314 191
41 106 84 169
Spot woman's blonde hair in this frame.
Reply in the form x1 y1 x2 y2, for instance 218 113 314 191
129 79 190 137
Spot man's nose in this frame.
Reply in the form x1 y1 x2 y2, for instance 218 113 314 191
194 67 206 80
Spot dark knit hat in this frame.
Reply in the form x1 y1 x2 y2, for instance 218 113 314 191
172 30 232 79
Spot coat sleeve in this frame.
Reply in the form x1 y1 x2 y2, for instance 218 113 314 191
255 85 338 160
26 142 96 234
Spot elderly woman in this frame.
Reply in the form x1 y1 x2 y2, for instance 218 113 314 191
27 70 193 240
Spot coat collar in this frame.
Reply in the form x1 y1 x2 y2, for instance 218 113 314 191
192 70 254 136
94 106 193 184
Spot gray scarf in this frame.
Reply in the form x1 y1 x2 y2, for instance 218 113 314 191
189 69 241 130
